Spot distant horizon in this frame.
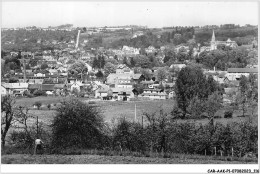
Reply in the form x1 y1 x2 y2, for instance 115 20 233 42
1 23 258 29
1 1 258 28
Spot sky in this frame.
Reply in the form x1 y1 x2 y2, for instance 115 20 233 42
1 1 259 28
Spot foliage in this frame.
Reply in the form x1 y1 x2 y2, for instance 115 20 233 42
51 98 106 149
156 67 168 82
95 70 104 79
68 61 88 80
92 55 105 69
9 106 50 150
196 48 249 70
47 104 51 110
104 62 116 77
175 65 213 118
204 92 223 129
135 55 152 69
33 90 46 97
40 63 49 70
8 77 19 83
224 111 233 118
1 95 16 147
34 101 42 110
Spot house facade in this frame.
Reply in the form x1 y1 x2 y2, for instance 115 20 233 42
226 68 258 80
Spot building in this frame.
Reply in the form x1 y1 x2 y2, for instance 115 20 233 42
70 81 83 92
210 30 238 50
1 85 7 95
226 68 258 80
170 64 186 70
2 83 29 96
142 86 167 100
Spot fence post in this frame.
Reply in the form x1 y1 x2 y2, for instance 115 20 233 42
231 147 233 157
215 147 216 156
205 149 206 156
36 116 39 137
220 150 223 157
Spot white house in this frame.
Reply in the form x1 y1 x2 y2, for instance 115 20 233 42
226 68 258 80
95 84 110 98
142 86 167 100
70 81 83 92
2 83 29 96
170 64 186 70
1 85 7 95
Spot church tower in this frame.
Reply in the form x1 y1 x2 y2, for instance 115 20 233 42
210 30 216 50
211 30 215 42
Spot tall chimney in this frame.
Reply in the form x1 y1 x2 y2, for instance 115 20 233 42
75 30 81 49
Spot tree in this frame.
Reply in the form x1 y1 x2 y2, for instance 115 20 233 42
34 101 42 110
1 95 16 147
47 104 51 110
239 75 248 94
175 66 210 118
141 68 152 80
130 57 136 67
92 57 99 69
135 55 151 69
123 56 127 65
236 92 247 117
40 63 48 70
51 98 105 149
104 62 116 77
95 70 104 79
68 61 88 80
9 77 19 83
205 92 222 131
156 68 167 83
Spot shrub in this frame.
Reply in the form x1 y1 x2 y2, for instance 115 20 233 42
23 91 34 98
33 90 46 96
34 101 42 110
224 111 233 118
51 98 106 149
47 104 51 110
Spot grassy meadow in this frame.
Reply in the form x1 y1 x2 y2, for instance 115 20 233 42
2 153 257 164
14 96 258 126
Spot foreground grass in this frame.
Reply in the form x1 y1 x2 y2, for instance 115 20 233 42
2 153 256 164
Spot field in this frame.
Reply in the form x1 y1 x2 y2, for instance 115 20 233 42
14 96 258 126
1 154 256 164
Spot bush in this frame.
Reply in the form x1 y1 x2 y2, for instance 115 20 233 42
23 91 34 98
33 90 46 96
51 98 106 149
47 104 51 110
224 111 233 118
34 101 42 110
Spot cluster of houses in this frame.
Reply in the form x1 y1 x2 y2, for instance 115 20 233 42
95 64 170 101
2 59 257 104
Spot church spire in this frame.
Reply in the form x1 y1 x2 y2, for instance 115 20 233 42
211 30 215 42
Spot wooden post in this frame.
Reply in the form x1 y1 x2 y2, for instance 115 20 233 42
36 116 39 137
220 150 223 157
205 149 206 156
215 147 216 156
135 104 137 122
142 115 143 129
231 147 234 157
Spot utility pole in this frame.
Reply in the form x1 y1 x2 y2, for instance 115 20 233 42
135 104 137 122
23 55 26 82
36 116 39 137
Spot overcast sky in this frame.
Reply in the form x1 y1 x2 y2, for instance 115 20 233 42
1 1 259 28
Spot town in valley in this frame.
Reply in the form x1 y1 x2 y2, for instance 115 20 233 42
1 1 258 166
